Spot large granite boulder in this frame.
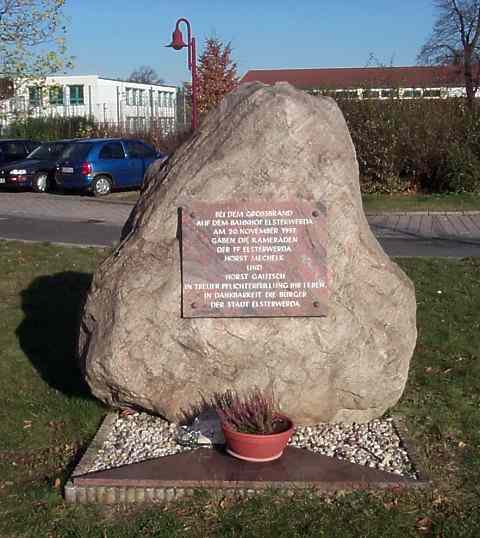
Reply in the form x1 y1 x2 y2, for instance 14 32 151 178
78 82 417 424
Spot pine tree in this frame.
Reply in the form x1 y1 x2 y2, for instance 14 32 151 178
197 37 239 115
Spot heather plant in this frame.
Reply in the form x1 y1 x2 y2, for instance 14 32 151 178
211 388 284 435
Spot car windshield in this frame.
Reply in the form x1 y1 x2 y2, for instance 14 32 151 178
27 142 72 160
58 142 94 161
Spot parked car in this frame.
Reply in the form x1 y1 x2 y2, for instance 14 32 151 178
55 138 167 196
0 139 78 192
0 139 40 167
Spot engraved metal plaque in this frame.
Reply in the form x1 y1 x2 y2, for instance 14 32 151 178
181 199 327 318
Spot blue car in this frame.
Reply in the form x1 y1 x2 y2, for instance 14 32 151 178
55 138 166 196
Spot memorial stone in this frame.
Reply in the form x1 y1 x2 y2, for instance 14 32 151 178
79 82 417 424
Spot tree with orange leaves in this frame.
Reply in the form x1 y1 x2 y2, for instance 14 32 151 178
197 37 239 115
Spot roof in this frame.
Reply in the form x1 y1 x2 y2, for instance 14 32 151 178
240 66 466 90
98 77 177 89
44 74 177 89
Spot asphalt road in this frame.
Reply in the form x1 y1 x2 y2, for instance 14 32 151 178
0 214 121 248
1 192 480 256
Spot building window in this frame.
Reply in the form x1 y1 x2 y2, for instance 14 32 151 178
69 85 84 105
335 90 358 99
363 89 380 99
28 86 42 107
320 90 336 98
126 87 141 106
403 89 422 98
13 96 26 113
424 89 442 98
380 89 398 98
158 91 172 107
49 86 64 105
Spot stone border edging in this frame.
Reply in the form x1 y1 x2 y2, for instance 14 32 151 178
71 413 118 478
391 415 430 484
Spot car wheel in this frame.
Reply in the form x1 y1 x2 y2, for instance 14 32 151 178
92 175 112 196
32 171 49 193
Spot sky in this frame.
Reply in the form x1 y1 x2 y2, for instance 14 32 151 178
64 0 437 86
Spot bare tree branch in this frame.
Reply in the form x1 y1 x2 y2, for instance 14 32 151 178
127 65 164 85
418 0 480 108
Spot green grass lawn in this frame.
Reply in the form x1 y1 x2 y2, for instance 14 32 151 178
363 192 480 213
1 241 480 537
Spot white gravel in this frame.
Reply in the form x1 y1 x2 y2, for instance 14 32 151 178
88 412 417 479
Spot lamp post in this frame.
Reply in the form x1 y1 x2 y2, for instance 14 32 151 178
167 18 198 130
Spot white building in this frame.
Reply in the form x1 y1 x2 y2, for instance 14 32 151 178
0 75 178 132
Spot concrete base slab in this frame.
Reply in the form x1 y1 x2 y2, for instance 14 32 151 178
65 415 429 504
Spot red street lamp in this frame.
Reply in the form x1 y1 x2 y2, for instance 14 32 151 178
167 18 198 130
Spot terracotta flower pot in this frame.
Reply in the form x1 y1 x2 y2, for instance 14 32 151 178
221 416 294 462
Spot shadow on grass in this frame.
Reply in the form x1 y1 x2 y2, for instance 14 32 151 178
16 271 94 398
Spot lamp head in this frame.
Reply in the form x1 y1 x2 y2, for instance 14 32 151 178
167 28 187 50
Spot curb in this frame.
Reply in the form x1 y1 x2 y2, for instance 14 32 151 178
365 210 480 217
32 192 138 207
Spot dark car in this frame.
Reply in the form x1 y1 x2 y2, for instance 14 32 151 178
0 139 78 192
55 138 167 196
0 139 40 168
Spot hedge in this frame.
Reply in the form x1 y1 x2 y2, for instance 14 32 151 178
2 116 190 156
4 98 480 194
338 97 480 194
